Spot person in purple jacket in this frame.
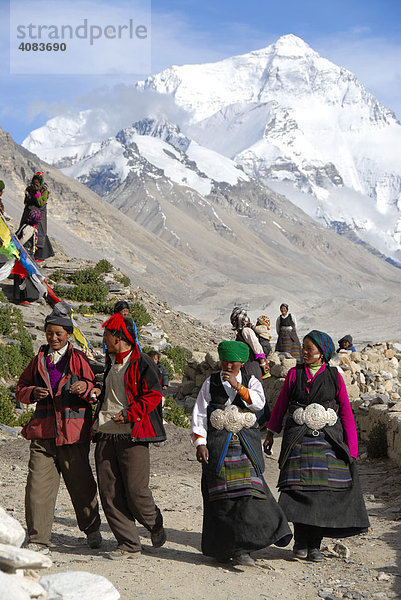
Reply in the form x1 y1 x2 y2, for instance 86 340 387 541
264 330 369 562
16 309 101 553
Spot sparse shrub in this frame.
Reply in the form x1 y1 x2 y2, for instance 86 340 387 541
89 301 115 315
366 422 388 458
164 346 192 375
0 306 34 377
163 397 190 429
94 259 113 273
0 305 13 336
70 268 101 285
17 408 34 427
118 274 130 287
130 302 151 332
0 387 17 426
54 282 109 303
50 270 63 283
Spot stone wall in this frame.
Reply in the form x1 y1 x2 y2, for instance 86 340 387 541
176 341 401 468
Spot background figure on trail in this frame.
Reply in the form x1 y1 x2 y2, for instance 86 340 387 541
12 172 54 304
192 340 292 566
254 314 272 359
275 303 301 361
147 350 169 389
230 307 271 425
337 335 356 352
264 330 369 562
17 172 54 261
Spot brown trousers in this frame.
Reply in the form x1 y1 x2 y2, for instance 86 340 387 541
25 439 101 546
95 438 162 552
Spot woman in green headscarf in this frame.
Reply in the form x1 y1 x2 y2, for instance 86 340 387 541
191 340 291 567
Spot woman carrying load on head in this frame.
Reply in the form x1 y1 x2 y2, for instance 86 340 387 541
12 172 54 304
192 340 292 567
17 171 54 261
263 330 369 562
275 303 301 360
230 307 269 379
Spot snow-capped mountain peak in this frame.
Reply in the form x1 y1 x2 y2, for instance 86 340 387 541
22 34 401 264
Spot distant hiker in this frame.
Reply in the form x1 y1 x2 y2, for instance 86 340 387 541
113 300 141 351
93 313 166 558
275 303 302 360
17 172 54 261
230 307 270 426
230 307 269 378
264 330 369 562
191 340 292 566
254 314 272 358
147 350 169 389
16 308 102 553
12 172 54 305
0 180 6 216
337 335 356 352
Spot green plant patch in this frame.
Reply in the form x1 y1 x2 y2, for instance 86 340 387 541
54 282 109 303
0 387 17 426
17 407 34 427
164 346 192 375
94 259 113 273
50 270 64 283
130 303 151 332
163 396 190 429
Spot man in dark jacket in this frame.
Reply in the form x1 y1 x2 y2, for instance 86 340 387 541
93 313 167 558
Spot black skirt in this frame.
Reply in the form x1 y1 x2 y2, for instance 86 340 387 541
278 462 370 538
201 473 292 559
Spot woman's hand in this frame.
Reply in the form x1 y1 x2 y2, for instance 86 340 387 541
263 431 274 455
196 445 209 464
111 410 125 424
70 380 88 395
33 387 49 401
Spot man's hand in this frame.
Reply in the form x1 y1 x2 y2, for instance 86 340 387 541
111 410 125 424
196 445 209 464
70 380 88 395
33 387 49 401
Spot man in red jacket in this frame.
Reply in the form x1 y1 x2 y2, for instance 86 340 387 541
93 313 167 558
16 308 101 553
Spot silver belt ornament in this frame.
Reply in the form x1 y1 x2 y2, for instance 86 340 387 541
292 403 337 436
210 404 256 434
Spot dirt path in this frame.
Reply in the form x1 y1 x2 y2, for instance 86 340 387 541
1 424 401 600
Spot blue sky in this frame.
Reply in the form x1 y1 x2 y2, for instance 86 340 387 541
1 0 400 143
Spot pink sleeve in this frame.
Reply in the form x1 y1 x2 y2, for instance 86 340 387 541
337 372 359 458
267 368 297 433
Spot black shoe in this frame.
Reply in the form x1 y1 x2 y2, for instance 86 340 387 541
151 525 166 548
293 543 308 559
307 547 324 562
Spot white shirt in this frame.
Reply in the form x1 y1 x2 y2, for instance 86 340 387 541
191 371 265 445
47 342 69 365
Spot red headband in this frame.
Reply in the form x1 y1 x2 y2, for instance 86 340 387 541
102 313 135 344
